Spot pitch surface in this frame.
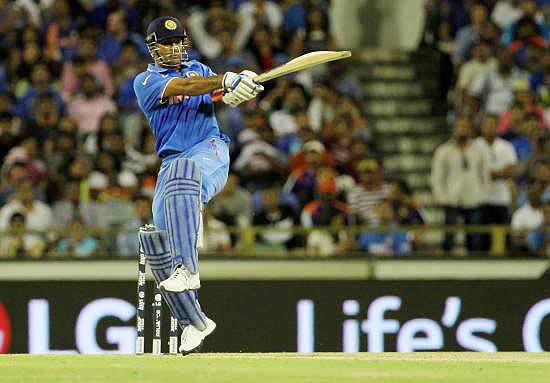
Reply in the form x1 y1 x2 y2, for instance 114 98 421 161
1 353 549 383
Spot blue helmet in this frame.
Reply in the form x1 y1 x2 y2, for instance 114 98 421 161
145 16 190 68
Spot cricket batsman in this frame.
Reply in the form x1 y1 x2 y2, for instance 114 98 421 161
133 16 263 355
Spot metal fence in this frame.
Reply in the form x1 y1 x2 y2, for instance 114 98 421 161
0 224 548 259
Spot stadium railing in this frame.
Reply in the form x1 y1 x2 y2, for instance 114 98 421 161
0 224 548 259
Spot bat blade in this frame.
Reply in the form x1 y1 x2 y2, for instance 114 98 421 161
254 50 352 83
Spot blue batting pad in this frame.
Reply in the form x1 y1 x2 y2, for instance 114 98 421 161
139 228 207 331
163 158 202 274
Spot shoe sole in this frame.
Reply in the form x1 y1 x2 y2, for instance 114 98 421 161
159 284 200 293
180 321 216 356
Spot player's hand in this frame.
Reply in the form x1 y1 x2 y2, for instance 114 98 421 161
222 70 264 100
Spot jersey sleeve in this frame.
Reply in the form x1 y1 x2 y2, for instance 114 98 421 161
133 72 175 112
199 62 217 77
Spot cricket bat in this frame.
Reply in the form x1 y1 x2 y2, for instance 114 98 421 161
254 50 352 83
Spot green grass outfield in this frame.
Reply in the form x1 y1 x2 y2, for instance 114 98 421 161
1 353 549 383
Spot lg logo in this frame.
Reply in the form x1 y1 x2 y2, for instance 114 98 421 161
28 298 136 354
0 302 12 353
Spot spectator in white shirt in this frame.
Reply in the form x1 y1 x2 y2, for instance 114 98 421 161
0 212 45 259
491 0 524 30
468 48 528 116
431 117 491 253
475 115 519 251
238 0 282 33
455 39 497 112
0 180 53 231
511 180 544 251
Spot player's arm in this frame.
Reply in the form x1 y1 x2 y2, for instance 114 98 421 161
163 71 263 101
162 75 224 98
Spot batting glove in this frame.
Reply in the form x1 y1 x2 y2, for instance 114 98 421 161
222 70 264 104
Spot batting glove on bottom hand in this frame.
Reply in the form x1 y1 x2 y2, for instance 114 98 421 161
222 70 264 107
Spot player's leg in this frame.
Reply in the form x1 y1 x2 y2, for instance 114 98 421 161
138 225 208 330
159 137 230 292
150 165 216 353
188 136 231 205
156 157 203 292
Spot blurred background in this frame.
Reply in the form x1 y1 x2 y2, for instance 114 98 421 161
0 0 549 354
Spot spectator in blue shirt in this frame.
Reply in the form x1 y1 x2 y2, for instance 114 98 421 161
57 216 99 257
527 199 550 255
358 199 411 256
98 10 148 66
15 64 64 121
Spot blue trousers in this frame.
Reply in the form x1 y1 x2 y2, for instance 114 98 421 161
152 135 230 231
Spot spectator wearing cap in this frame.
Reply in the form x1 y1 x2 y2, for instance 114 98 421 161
357 199 411 257
67 73 117 135
0 212 46 259
431 117 490 252
498 79 547 135
8 137 49 186
301 167 352 256
61 34 115 100
0 181 52 232
475 115 518 250
285 140 335 207
468 48 529 116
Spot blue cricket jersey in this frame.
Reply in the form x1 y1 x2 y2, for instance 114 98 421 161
133 62 220 158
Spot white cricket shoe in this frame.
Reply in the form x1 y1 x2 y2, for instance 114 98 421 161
179 318 216 355
159 266 201 293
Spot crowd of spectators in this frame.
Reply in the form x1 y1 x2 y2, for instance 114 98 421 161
0 0 426 259
423 0 550 255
